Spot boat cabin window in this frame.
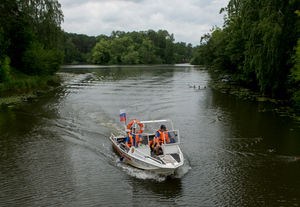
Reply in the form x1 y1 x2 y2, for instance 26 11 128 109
133 133 149 147
163 130 179 144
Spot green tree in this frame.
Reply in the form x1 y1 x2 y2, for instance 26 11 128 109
63 37 81 63
193 27 229 68
290 11 300 108
155 30 168 60
109 38 125 64
0 27 11 83
138 38 161 64
190 45 206 65
186 43 193 60
220 0 245 26
194 0 300 101
89 29 195 65
290 38 300 107
110 30 126 39
62 32 98 63
121 46 139 65
241 0 300 97
89 39 111 64
164 35 176 64
0 56 11 83
65 33 97 54
22 41 63 76
0 0 64 76
18 0 64 49
109 36 135 64
174 42 187 63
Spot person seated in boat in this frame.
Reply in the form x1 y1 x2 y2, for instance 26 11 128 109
125 126 142 150
153 125 171 155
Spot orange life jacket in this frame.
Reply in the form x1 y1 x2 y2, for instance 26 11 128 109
127 134 141 147
155 129 170 144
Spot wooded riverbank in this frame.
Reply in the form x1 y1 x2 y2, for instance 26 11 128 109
191 1 300 110
208 71 300 127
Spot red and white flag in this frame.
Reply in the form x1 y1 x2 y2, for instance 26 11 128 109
119 109 126 122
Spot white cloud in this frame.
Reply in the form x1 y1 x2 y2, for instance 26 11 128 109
60 0 228 46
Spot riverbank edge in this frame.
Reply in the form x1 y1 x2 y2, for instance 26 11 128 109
0 75 61 108
208 77 300 127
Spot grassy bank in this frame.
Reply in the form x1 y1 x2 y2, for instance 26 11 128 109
1 71 43 94
0 68 61 94
0 70 61 107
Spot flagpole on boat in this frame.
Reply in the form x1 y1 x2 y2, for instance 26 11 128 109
119 109 127 162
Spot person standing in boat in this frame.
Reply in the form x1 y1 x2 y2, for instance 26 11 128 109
125 126 142 150
153 125 171 155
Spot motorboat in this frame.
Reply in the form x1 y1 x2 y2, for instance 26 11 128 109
110 119 184 176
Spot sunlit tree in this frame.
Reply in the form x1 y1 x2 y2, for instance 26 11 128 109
90 39 111 64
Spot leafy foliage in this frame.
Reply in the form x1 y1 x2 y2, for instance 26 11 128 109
0 28 11 83
0 56 11 83
88 30 176 65
65 30 195 65
22 41 64 76
62 33 98 63
89 39 111 64
0 0 64 85
192 0 300 107
290 11 300 108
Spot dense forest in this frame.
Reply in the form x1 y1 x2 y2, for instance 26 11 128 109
0 0 64 91
63 30 195 65
191 0 300 108
0 0 195 93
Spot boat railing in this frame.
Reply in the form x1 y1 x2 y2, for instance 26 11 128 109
110 133 115 140
120 142 127 151
135 148 164 164
146 155 164 164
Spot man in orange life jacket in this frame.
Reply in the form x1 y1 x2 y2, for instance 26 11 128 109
153 124 170 155
125 126 142 150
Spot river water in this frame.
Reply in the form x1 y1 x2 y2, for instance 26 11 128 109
1 64 300 206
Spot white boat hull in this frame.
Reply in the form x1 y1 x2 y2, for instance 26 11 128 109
110 134 184 176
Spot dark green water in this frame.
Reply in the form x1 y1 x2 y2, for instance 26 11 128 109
1 64 300 206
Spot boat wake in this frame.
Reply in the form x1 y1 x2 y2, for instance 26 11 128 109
172 157 191 178
116 160 166 181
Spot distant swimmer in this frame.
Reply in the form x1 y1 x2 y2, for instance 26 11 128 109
295 156 300 161
255 136 263 143
268 147 276 153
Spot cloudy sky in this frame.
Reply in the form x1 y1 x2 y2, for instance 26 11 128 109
59 0 229 46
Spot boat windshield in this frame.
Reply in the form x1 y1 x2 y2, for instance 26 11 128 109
139 120 175 134
132 133 149 148
163 130 180 144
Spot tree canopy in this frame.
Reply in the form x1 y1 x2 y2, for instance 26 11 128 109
0 0 64 80
63 30 195 65
191 0 300 107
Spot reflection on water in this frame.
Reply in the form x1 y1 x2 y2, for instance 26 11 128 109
1 64 300 206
